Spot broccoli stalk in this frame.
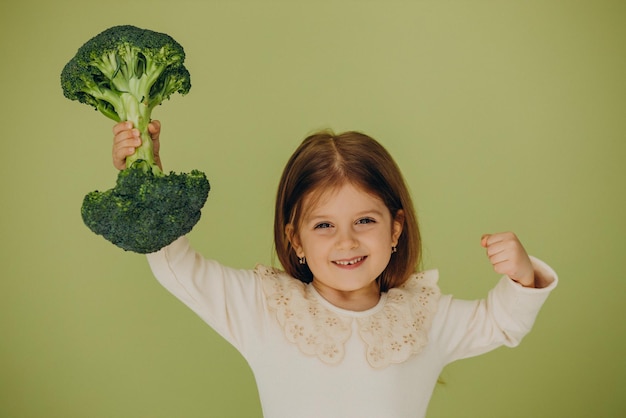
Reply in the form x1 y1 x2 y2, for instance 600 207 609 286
114 90 160 176
61 25 210 254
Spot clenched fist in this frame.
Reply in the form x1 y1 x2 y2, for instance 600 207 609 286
481 232 535 288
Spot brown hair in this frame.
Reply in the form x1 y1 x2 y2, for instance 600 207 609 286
274 130 421 291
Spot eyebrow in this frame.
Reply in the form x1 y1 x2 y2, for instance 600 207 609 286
306 209 387 222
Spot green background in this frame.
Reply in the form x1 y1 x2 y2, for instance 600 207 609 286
2 1 624 417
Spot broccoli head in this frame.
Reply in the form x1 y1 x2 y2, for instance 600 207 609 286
81 162 210 254
61 25 210 253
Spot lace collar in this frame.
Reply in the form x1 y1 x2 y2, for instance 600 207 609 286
256 265 440 369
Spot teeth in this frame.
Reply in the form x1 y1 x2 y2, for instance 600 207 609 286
335 257 364 266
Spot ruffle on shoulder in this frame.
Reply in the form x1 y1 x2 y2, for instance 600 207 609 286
256 266 440 368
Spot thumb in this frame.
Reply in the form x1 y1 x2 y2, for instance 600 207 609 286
480 234 490 248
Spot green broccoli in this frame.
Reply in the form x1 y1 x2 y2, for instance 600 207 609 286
61 25 210 253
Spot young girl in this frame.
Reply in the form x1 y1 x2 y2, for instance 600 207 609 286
112 121 558 418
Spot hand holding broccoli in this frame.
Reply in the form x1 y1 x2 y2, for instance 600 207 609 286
61 25 210 254
113 120 162 171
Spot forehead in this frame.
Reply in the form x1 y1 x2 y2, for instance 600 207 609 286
302 183 387 216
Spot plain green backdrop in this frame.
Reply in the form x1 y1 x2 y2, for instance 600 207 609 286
1 0 625 417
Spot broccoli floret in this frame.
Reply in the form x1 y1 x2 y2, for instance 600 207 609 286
61 25 210 253
81 163 209 254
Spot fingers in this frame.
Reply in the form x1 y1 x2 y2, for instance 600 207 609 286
112 121 141 170
111 120 164 171
480 232 535 287
482 232 514 257
481 232 518 263
480 234 490 248
148 119 161 141
112 121 132 135
149 120 162 170
113 120 161 137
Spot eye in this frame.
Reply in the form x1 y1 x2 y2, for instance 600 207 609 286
314 222 333 229
356 217 376 225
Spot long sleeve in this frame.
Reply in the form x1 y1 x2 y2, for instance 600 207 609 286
431 256 558 364
145 237 267 354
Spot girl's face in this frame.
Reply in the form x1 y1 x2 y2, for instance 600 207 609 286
288 183 403 311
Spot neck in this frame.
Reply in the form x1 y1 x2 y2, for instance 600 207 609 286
312 281 381 312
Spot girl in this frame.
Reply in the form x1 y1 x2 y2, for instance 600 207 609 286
112 121 557 418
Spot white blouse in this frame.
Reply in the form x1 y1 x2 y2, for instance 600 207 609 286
147 237 558 418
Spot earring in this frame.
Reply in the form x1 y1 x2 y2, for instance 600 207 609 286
391 245 397 254
299 256 306 265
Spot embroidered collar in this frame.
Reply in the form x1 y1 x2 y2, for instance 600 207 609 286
256 265 440 368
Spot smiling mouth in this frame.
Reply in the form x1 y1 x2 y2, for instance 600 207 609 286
334 256 366 266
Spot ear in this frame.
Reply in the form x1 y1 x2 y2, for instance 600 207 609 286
391 209 405 246
285 223 305 258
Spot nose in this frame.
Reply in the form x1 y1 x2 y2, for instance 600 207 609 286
335 227 359 250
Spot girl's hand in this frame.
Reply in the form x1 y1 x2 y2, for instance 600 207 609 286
481 232 535 288
112 120 162 170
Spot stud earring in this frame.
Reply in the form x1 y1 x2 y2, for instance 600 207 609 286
299 256 306 265
391 246 397 254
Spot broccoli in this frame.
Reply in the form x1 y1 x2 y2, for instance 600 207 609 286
61 25 210 254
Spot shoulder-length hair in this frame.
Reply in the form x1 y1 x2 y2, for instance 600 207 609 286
274 130 421 291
